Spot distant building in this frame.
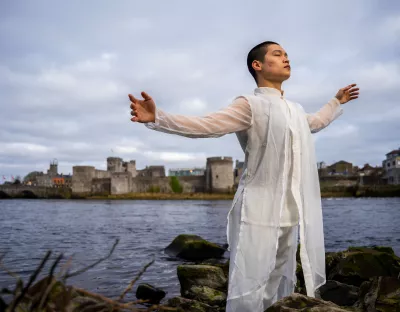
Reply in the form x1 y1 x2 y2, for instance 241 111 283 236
382 148 400 184
327 160 353 176
358 163 376 176
52 175 72 188
169 168 205 177
137 166 166 177
33 160 72 188
72 156 234 195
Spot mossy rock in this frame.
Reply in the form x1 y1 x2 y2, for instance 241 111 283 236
167 296 220 312
184 285 227 307
200 259 230 278
177 265 227 295
165 234 226 261
265 293 351 311
328 247 400 287
358 276 400 311
136 283 166 304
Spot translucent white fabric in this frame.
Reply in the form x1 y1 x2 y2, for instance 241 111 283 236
145 92 342 227
144 87 343 311
227 190 298 310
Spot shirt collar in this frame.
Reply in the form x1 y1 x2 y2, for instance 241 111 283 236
254 87 284 97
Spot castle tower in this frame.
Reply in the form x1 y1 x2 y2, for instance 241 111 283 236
47 159 58 177
107 157 123 173
125 160 137 177
206 156 234 193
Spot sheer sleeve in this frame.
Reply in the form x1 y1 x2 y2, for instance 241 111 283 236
144 97 252 138
306 97 343 133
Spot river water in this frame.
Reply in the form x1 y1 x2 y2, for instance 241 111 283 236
0 198 399 302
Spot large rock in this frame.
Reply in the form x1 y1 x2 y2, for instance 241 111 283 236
177 265 227 292
327 247 400 287
265 293 352 311
318 280 359 307
186 285 227 307
177 264 227 306
167 296 221 312
201 259 230 278
165 234 226 261
358 276 400 311
136 283 166 304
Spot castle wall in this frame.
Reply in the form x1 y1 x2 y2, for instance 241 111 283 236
180 176 206 192
91 178 111 194
111 172 132 194
72 166 96 193
95 169 111 179
36 175 53 187
131 177 172 193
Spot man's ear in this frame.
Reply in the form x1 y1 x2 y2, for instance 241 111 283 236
252 60 262 72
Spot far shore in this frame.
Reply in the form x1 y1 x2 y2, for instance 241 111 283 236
2 185 400 200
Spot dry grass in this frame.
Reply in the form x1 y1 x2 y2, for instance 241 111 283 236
88 192 235 200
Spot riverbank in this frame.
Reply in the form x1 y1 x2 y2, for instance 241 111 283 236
81 185 400 200
1 185 400 199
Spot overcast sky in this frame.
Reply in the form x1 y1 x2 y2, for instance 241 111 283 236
0 0 399 179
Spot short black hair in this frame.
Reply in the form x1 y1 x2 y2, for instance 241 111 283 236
247 41 279 83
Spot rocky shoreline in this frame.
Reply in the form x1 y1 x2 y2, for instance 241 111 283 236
2 234 399 311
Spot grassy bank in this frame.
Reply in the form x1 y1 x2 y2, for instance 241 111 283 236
86 185 400 200
86 192 235 200
2 185 400 200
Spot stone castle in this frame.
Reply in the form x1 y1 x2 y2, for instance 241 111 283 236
72 156 238 195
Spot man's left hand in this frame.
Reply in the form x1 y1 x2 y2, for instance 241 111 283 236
335 83 359 104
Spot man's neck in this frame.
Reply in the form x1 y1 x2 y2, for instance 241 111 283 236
257 80 282 92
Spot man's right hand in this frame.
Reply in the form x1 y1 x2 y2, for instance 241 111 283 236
129 92 156 123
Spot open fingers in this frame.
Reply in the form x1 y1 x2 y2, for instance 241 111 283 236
128 94 139 103
130 107 139 122
343 83 357 91
141 91 151 101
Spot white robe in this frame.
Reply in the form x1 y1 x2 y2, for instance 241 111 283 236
145 87 343 311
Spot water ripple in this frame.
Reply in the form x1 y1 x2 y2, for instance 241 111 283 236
0 198 399 300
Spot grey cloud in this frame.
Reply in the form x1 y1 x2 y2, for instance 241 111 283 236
0 0 399 179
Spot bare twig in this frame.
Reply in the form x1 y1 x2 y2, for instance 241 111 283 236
144 304 178 311
64 239 119 279
33 253 64 311
74 287 141 311
118 258 155 301
58 254 74 282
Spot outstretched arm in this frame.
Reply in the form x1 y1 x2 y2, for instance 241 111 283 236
129 93 252 138
307 84 359 133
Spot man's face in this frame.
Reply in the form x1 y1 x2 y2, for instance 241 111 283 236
255 44 291 82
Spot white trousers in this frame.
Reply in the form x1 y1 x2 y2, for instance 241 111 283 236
226 195 299 312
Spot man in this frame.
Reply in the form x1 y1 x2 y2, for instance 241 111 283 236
128 41 359 311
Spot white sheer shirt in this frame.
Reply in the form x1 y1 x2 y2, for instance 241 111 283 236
145 91 342 225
